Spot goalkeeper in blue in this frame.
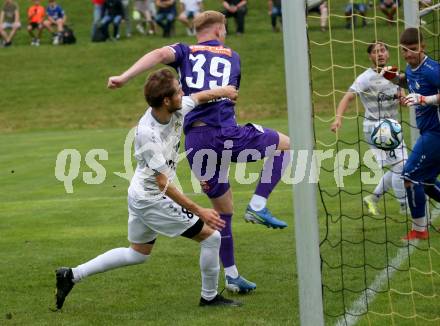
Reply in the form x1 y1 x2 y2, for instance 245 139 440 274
383 28 440 240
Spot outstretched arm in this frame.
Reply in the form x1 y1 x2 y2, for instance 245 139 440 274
108 46 176 89
191 85 238 105
330 92 356 132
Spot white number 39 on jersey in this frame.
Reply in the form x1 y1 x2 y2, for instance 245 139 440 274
185 54 231 89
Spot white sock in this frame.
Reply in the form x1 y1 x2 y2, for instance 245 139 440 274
413 216 427 232
391 162 406 206
373 170 393 200
224 265 239 279
72 247 148 283
249 194 267 211
200 231 221 301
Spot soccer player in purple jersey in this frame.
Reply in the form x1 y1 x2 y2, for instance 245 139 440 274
108 10 291 293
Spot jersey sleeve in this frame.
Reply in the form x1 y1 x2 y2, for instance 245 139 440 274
166 43 189 69
181 96 196 116
349 74 367 94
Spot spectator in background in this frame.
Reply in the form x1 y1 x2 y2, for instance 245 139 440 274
178 0 202 36
307 0 328 32
0 0 21 47
91 0 105 39
155 0 176 38
121 0 131 37
345 0 367 29
268 0 281 32
222 0 247 35
101 0 124 40
379 0 398 23
133 0 156 35
43 0 66 45
27 0 45 46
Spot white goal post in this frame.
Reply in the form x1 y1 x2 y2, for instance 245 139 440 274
282 0 324 325
282 0 433 324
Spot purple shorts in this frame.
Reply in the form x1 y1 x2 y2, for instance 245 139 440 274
185 123 279 198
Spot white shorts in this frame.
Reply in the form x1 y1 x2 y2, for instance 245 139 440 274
127 195 199 243
364 131 408 168
2 22 21 29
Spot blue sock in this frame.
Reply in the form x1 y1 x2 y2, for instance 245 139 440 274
406 183 426 219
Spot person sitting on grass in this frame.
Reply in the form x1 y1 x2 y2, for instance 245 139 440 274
43 0 66 45
0 0 21 47
222 0 247 35
27 0 45 46
379 0 398 24
101 0 124 40
177 0 202 36
155 0 177 38
133 0 156 35
344 0 367 29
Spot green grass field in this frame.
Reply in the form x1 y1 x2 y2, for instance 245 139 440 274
1 0 440 324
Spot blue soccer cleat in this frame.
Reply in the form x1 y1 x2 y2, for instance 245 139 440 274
225 275 256 294
244 206 288 229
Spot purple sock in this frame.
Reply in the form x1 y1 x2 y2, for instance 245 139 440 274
219 214 235 268
255 151 290 198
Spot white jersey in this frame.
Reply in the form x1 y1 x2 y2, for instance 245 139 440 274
180 0 202 12
349 68 400 132
128 96 196 201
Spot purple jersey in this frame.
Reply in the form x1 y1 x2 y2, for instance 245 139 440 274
167 40 241 134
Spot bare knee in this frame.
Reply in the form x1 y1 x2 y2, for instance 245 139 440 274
130 242 154 255
277 132 290 151
192 224 220 243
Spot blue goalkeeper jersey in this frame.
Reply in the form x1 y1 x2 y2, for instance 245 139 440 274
405 56 440 134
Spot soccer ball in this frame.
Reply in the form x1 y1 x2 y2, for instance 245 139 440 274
370 118 402 150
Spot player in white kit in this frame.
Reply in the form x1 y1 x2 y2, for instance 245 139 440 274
54 68 241 309
331 41 408 215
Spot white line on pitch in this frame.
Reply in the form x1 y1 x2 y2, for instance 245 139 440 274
335 208 440 326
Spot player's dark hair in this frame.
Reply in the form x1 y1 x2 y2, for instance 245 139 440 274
144 69 177 108
193 10 226 33
367 41 388 54
400 28 424 45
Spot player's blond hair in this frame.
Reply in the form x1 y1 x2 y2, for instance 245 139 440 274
193 11 226 33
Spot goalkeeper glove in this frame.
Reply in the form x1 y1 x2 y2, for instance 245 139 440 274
404 93 439 107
